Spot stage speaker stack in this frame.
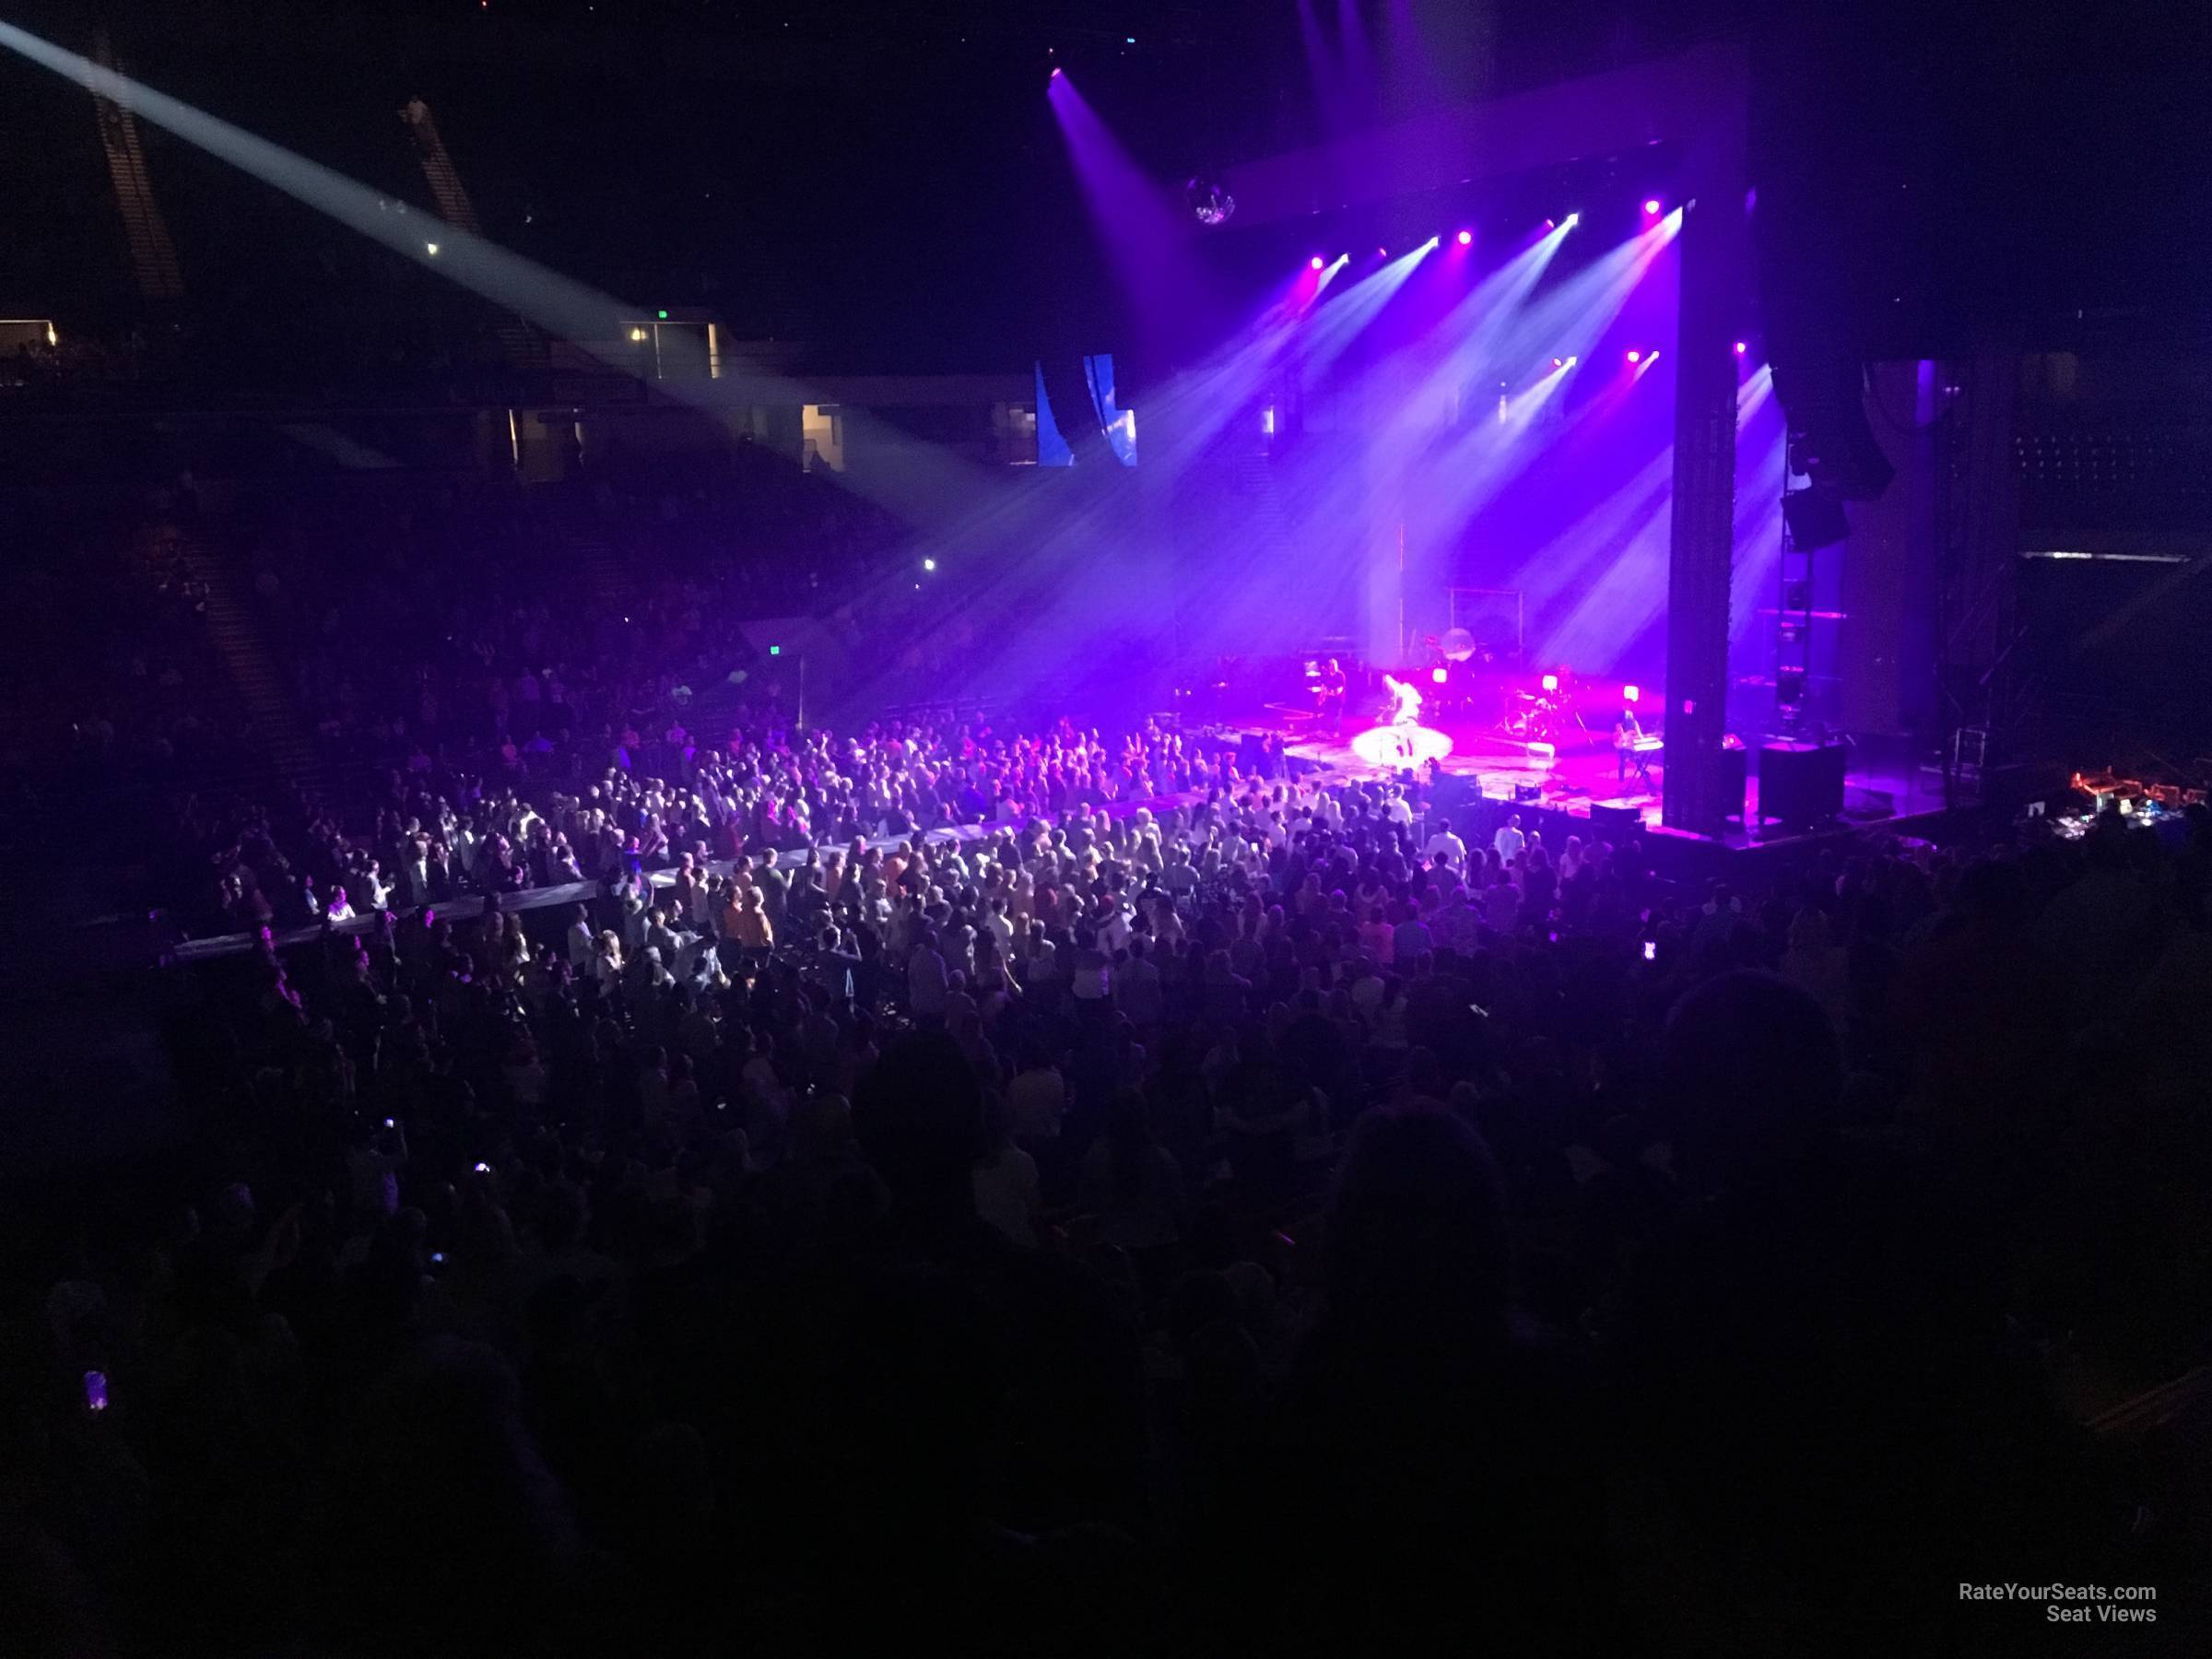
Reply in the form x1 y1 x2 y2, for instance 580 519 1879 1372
1759 741 1847 827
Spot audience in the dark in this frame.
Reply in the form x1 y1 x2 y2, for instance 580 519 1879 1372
7 467 2212 1656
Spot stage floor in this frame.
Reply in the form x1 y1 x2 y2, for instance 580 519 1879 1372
1252 712 1941 850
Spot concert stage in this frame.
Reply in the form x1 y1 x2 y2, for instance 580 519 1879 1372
1239 709 1943 856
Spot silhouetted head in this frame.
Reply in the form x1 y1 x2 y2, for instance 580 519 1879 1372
853 1030 984 1220
1662 971 1841 1195
1327 1103 1509 1338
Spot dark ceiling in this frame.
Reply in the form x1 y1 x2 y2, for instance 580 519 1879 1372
1 1 2203 382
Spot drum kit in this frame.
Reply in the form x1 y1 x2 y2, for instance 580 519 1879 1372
1420 629 1569 743
1500 683 1568 746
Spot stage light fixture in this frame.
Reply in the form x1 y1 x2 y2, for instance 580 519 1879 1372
424 241 439 255
1623 685 1640 702
1309 254 1324 270
1456 229 1473 245
629 327 647 342
1431 667 1448 686
1376 245 1388 257
1540 673 1559 692
922 558 937 572
1626 350 1641 364
1566 356 1579 367
1543 218 1556 231
1564 213 1581 228
657 309 668 320
1642 198 1662 216
1734 340 1748 355
1552 357 1564 369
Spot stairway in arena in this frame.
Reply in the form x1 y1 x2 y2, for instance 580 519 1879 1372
176 536 320 781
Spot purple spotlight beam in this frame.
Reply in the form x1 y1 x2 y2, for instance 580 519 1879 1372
1048 69 1208 335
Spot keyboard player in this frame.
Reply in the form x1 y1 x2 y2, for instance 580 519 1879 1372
1614 705 1648 785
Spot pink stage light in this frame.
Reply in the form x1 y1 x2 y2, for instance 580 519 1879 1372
1625 350 1641 365
1430 667 1448 685
1543 218 1556 231
1643 197 1662 216
1623 684 1641 702
1734 339 1748 355
1376 245 1388 257
1310 255 1325 270
1540 673 1559 693
1455 229 1473 246
1551 356 1564 369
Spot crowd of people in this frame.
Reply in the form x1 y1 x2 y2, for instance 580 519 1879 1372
8 463 2211 1653
229 451 971 787
12 682 2212 1650
182 707 1279 938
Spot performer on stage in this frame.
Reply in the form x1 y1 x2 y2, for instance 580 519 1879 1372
1315 657 1347 735
1613 704 1645 783
1379 674 1424 764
